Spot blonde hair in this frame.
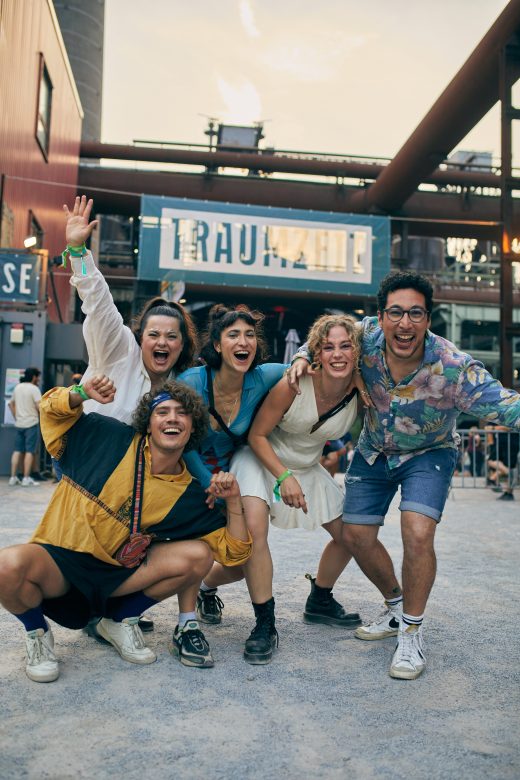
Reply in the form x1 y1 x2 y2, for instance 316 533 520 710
307 314 360 367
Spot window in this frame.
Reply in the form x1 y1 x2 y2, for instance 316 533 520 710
28 211 44 249
35 57 53 159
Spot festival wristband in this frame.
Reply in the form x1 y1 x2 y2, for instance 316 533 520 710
71 384 89 402
61 243 87 274
273 469 293 501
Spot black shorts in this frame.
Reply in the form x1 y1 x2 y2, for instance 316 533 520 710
38 544 136 629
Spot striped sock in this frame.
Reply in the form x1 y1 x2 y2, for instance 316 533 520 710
14 606 48 632
401 612 424 630
386 594 403 607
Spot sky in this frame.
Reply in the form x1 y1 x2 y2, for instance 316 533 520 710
102 0 513 164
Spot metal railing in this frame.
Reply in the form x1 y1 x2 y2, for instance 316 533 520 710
453 428 519 490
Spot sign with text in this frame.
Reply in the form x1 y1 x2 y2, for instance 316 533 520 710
139 196 390 295
0 253 40 303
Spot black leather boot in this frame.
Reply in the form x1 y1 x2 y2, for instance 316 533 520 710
303 574 361 628
244 597 279 665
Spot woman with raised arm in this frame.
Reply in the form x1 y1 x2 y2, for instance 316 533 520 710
194 314 363 664
62 195 198 636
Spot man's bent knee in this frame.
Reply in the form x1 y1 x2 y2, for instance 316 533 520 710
342 524 379 554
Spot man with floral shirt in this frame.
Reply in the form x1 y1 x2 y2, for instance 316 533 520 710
290 271 520 680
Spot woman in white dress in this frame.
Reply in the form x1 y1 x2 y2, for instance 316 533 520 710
202 314 363 662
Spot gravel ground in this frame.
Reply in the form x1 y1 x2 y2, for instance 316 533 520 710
0 478 519 780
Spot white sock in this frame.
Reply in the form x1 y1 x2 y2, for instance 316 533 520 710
200 581 216 593
386 594 403 607
178 611 196 627
401 612 424 630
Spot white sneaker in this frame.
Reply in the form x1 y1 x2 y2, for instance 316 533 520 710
8 476 20 486
354 600 402 640
21 476 40 487
389 624 426 680
25 627 59 682
97 617 156 665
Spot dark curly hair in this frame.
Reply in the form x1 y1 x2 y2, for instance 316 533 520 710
200 304 268 370
132 380 209 452
131 297 199 374
376 272 433 314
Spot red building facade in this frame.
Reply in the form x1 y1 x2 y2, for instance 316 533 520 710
0 0 82 321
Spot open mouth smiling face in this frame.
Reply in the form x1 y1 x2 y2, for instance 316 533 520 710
141 315 184 380
378 289 430 362
318 325 356 379
217 321 257 373
148 399 192 451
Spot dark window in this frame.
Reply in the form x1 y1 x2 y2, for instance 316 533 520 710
35 57 53 159
28 211 44 249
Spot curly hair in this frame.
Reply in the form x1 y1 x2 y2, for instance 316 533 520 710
199 303 268 370
376 272 433 313
307 314 360 367
131 297 199 374
132 380 209 452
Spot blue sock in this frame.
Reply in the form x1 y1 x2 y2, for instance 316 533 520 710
105 592 158 622
14 606 48 632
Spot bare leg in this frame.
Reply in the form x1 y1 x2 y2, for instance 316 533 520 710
203 561 245 589
316 517 352 588
342 523 401 600
0 544 69 614
23 452 35 479
242 496 272 604
111 540 214 603
10 451 22 479
400 511 437 615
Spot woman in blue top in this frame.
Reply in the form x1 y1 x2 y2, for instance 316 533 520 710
178 304 286 664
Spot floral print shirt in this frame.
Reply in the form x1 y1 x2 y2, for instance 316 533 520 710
358 317 520 468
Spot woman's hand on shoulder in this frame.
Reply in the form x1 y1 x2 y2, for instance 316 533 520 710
63 195 99 247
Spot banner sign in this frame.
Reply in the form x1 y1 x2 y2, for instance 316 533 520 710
0 253 40 303
139 196 390 295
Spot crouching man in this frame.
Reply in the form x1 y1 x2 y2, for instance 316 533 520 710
0 376 251 682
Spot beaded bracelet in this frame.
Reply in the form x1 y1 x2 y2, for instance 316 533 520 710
273 469 293 501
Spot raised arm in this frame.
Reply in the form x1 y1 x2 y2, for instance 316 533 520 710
248 377 308 513
64 196 136 371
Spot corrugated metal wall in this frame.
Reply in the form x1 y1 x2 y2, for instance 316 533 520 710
0 0 83 321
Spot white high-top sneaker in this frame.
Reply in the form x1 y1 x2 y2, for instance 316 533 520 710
25 627 59 682
354 600 402 640
389 624 426 680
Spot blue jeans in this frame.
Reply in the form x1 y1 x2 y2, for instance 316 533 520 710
343 448 458 525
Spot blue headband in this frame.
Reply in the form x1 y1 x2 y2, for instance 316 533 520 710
149 392 173 411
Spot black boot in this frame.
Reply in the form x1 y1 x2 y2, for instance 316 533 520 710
303 574 361 628
244 597 279 665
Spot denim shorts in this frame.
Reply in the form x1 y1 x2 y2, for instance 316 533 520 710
343 448 458 525
14 424 39 454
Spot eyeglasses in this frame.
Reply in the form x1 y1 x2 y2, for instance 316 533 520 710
383 306 429 323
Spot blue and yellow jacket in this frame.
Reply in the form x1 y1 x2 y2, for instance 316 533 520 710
30 387 252 567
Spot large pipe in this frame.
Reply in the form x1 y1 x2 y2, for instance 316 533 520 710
350 0 520 212
79 141 501 188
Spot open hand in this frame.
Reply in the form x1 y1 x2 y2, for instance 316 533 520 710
63 195 98 247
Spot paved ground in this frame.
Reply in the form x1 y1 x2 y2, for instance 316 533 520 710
0 478 519 780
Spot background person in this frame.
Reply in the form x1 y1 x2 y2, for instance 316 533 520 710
8 367 42 487
0 376 251 683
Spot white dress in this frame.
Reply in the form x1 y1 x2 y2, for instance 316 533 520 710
231 374 358 530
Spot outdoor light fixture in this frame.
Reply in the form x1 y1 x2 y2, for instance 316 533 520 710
24 236 37 248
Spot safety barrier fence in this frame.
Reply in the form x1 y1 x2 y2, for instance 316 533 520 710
453 428 519 490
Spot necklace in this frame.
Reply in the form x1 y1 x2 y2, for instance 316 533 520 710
315 376 347 406
214 376 241 426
